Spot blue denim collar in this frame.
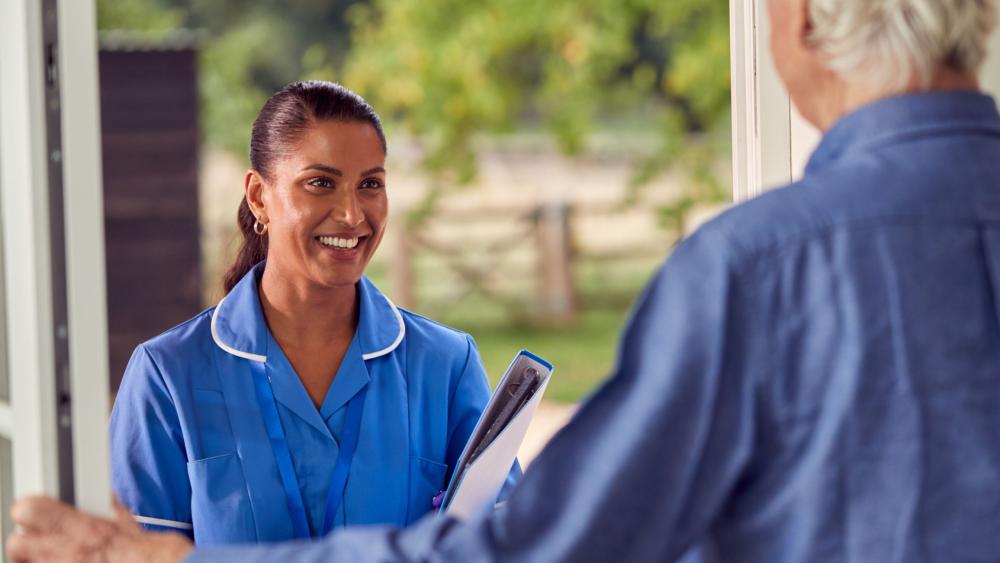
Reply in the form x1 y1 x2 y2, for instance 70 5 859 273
806 91 1000 176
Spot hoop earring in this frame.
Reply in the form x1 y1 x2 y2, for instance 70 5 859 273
253 219 267 236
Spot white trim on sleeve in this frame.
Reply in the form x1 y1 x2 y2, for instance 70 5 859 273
133 515 194 530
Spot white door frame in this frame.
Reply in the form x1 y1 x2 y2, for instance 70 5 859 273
984 26 1000 99
59 0 112 516
0 0 62 503
0 0 110 519
729 0 820 201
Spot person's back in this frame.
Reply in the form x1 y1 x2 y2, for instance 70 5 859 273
683 90 1000 561
418 90 1000 563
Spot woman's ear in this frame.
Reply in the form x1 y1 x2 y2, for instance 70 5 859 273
245 169 268 224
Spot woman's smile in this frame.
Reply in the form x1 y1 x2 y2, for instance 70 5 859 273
317 235 360 249
315 233 369 261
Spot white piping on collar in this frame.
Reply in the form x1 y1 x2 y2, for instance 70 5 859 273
362 296 406 360
210 293 267 363
210 288 404 363
133 515 193 530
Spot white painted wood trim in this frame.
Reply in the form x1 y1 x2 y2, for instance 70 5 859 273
59 0 111 517
730 0 798 201
0 0 61 497
983 28 1000 99
790 105 821 178
0 404 12 438
729 0 758 203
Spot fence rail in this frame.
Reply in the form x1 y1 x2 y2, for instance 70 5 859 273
390 200 671 323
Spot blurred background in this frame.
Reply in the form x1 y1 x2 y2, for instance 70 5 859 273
96 0 732 457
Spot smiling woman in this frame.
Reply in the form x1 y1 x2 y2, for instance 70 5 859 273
249 120 388 296
108 81 519 547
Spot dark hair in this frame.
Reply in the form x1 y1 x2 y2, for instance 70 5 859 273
222 81 387 293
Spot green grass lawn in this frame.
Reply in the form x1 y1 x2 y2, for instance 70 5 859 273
457 308 632 404
366 255 661 404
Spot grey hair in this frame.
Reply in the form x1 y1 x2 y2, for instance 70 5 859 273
808 0 998 92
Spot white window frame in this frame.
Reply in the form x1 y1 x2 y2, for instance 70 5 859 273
729 0 820 202
985 28 1000 99
59 0 112 516
0 0 110 520
1 0 61 504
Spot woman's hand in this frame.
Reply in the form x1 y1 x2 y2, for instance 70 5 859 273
6 497 193 563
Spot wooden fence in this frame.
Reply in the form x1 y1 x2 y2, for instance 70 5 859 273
389 199 670 323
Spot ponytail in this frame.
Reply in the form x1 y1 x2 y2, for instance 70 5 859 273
222 196 268 293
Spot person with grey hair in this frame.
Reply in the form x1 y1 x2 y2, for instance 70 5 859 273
8 0 1000 561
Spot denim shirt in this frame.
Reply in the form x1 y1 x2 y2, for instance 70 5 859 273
190 91 1000 562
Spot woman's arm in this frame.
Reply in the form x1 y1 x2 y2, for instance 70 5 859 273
110 345 195 539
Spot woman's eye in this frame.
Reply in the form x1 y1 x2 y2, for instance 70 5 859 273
307 177 333 189
360 178 384 190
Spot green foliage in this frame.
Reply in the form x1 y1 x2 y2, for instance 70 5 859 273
96 0 732 403
190 1 365 155
98 0 732 219
97 0 184 35
99 0 367 157
344 0 731 203
464 309 630 404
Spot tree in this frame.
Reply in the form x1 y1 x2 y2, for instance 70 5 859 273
99 0 369 155
98 0 732 229
342 0 732 226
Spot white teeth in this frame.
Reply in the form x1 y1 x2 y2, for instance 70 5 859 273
318 236 360 249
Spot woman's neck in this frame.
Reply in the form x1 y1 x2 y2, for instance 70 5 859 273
258 264 358 349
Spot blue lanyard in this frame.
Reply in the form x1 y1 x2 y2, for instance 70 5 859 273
250 360 368 538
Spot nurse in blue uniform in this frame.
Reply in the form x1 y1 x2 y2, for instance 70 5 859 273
110 81 517 546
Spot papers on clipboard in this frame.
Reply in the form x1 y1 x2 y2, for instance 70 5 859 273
439 350 553 520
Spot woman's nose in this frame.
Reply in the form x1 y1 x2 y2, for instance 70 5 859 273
330 189 364 226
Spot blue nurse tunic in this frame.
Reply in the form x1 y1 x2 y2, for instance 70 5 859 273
110 262 517 546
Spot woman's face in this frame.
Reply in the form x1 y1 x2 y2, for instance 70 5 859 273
248 120 388 290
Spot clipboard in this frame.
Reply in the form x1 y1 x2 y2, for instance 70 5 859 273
439 350 553 520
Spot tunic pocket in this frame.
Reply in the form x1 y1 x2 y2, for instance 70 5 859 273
186 453 256 545
191 389 236 460
407 455 448 524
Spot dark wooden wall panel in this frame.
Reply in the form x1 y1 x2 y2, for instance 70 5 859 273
100 48 201 391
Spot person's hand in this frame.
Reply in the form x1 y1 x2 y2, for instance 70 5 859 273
6 496 193 563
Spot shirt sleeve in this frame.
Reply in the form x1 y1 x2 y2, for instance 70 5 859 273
186 515 460 563
111 345 194 539
437 228 758 561
186 228 756 561
445 335 522 498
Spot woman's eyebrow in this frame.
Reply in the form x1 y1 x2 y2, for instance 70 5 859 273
301 164 343 176
300 165 385 176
